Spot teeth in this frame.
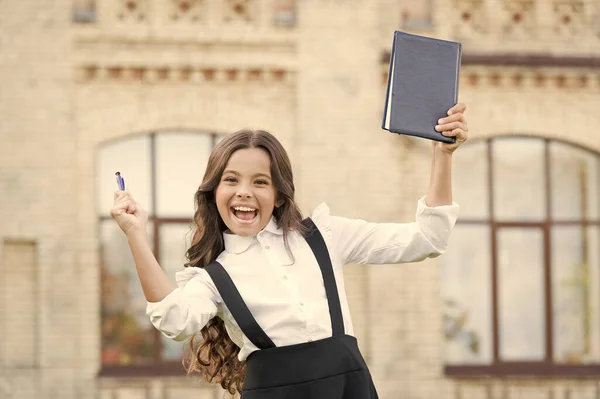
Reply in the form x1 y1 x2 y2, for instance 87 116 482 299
233 206 256 212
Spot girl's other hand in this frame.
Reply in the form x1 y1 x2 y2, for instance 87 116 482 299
110 190 149 237
434 103 469 154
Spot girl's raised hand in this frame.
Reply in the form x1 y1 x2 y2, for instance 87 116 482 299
110 190 149 237
434 103 469 154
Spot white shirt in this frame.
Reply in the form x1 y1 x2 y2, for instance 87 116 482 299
146 197 459 361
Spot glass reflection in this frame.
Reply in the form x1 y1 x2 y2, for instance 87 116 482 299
493 138 545 221
441 225 492 364
452 141 488 219
550 142 600 221
553 226 600 363
100 220 154 365
498 228 545 360
155 133 212 218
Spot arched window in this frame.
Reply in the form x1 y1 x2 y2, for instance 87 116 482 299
96 131 220 375
442 137 600 375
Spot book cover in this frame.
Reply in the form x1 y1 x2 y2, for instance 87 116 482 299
382 31 462 144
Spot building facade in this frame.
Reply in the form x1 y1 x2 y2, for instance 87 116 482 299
1 0 600 398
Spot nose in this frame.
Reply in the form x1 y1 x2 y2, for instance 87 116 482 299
236 185 253 199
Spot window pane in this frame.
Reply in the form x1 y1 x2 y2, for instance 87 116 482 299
550 142 600 221
497 228 545 360
101 220 155 365
97 136 153 216
441 225 493 364
493 139 546 221
159 223 194 361
453 141 489 219
155 133 212 218
552 226 600 364
73 0 96 22
273 0 297 26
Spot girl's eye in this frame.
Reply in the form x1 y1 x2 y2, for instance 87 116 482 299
255 179 268 185
224 177 237 183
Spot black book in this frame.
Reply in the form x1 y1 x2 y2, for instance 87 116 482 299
382 31 462 144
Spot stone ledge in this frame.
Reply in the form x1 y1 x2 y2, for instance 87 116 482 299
76 65 294 84
381 63 600 90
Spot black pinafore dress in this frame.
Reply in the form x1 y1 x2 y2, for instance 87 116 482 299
204 218 379 399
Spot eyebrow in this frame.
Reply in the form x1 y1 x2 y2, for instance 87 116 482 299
222 170 272 180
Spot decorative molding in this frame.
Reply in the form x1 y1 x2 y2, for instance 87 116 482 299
453 0 596 39
76 64 293 84
380 67 600 92
169 0 205 22
458 67 600 90
380 51 600 68
461 53 600 68
117 0 148 22
380 50 600 90
73 0 297 28
223 0 256 23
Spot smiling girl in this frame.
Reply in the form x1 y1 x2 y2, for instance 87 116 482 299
110 103 468 398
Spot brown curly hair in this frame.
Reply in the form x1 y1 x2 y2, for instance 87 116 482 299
182 129 307 394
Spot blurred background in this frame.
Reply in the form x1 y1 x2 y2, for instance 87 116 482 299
1 0 599 398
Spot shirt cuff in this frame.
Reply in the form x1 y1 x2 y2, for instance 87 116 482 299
417 195 460 213
146 288 190 341
146 288 179 317
415 195 459 256
175 266 210 289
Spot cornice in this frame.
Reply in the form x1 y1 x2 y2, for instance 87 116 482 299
380 51 600 90
75 64 293 84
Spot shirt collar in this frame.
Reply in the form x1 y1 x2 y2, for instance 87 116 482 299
223 233 254 254
263 216 283 236
223 216 282 254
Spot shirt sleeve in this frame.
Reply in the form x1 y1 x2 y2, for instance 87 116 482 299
311 196 459 265
145 267 221 341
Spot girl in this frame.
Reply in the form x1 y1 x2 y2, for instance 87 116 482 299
110 103 468 398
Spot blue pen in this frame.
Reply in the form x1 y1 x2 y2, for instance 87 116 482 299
115 172 125 191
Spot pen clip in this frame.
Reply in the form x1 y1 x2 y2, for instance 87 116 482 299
115 172 125 191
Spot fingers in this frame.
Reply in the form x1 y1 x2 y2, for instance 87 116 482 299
111 191 137 216
448 102 466 115
435 120 468 142
436 121 466 132
114 190 133 202
433 104 469 152
450 128 468 142
436 105 469 143
437 112 465 125
440 126 469 142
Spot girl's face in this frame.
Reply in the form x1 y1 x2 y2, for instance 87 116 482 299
215 147 278 237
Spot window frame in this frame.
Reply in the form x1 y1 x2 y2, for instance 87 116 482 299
97 131 220 377
445 136 600 378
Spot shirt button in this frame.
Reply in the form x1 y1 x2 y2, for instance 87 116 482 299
307 339 313 342
259 232 264 237
265 245 271 249
283 275 288 280
300 302 304 306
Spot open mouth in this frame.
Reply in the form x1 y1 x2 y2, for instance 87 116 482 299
231 206 258 224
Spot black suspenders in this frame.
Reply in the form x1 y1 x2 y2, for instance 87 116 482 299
203 218 345 350
301 218 345 337
204 261 276 349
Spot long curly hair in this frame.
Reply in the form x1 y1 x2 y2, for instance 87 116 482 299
182 129 307 394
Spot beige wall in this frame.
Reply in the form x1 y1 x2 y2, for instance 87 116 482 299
1 0 600 398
